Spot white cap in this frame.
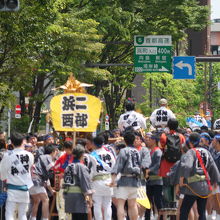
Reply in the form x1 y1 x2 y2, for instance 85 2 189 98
159 98 167 105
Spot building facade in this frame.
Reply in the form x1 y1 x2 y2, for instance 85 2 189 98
211 19 220 55
187 0 211 56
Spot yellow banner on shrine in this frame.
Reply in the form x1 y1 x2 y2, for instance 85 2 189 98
50 93 101 132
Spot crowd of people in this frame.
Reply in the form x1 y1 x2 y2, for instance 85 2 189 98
0 98 220 220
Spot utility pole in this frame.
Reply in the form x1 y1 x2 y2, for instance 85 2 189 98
203 62 208 116
208 62 213 107
7 108 11 143
208 62 214 124
149 78 152 109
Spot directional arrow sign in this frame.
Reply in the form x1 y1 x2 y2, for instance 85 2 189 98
175 61 192 75
173 56 196 79
159 66 169 72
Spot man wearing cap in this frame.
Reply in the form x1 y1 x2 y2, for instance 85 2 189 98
150 98 176 129
118 99 146 132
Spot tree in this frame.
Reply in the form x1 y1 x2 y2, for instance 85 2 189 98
75 0 210 128
141 72 201 127
194 62 220 123
0 0 106 132
140 0 209 54
141 62 220 128
25 7 105 132
0 0 211 132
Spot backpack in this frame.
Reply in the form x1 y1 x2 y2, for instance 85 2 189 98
163 133 181 163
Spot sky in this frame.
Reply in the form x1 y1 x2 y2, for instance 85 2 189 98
211 0 220 20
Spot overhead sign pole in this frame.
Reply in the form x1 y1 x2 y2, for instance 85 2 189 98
134 35 172 73
85 56 220 68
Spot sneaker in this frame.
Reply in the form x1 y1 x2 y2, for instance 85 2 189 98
212 211 217 220
153 214 158 220
207 215 213 220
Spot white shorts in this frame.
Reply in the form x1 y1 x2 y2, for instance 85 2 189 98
29 186 47 195
115 187 137 200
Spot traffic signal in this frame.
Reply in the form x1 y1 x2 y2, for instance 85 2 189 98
0 0 19 11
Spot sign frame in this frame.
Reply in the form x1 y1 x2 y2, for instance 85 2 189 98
173 56 196 79
134 35 172 73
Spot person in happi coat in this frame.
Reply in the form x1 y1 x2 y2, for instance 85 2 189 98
0 132 34 220
63 145 92 220
179 133 220 220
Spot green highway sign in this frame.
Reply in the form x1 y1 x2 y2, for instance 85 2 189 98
134 35 172 73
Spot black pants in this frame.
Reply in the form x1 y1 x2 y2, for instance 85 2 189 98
112 202 118 220
0 204 5 220
72 213 88 220
145 185 163 220
180 195 207 220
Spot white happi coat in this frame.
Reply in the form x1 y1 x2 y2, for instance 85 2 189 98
118 110 146 132
150 106 175 128
90 147 115 196
0 148 34 203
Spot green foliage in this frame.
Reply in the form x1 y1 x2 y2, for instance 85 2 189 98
0 83 15 108
141 62 220 128
11 115 30 133
0 0 107 132
75 0 210 128
140 0 209 43
194 63 220 121
0 0 211 131
141 72 201 127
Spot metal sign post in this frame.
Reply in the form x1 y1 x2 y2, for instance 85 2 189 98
7 108 11 143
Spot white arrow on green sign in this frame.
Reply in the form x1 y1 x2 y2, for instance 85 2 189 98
134 35 172 73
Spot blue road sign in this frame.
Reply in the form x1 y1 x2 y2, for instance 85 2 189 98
173 56 196 79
